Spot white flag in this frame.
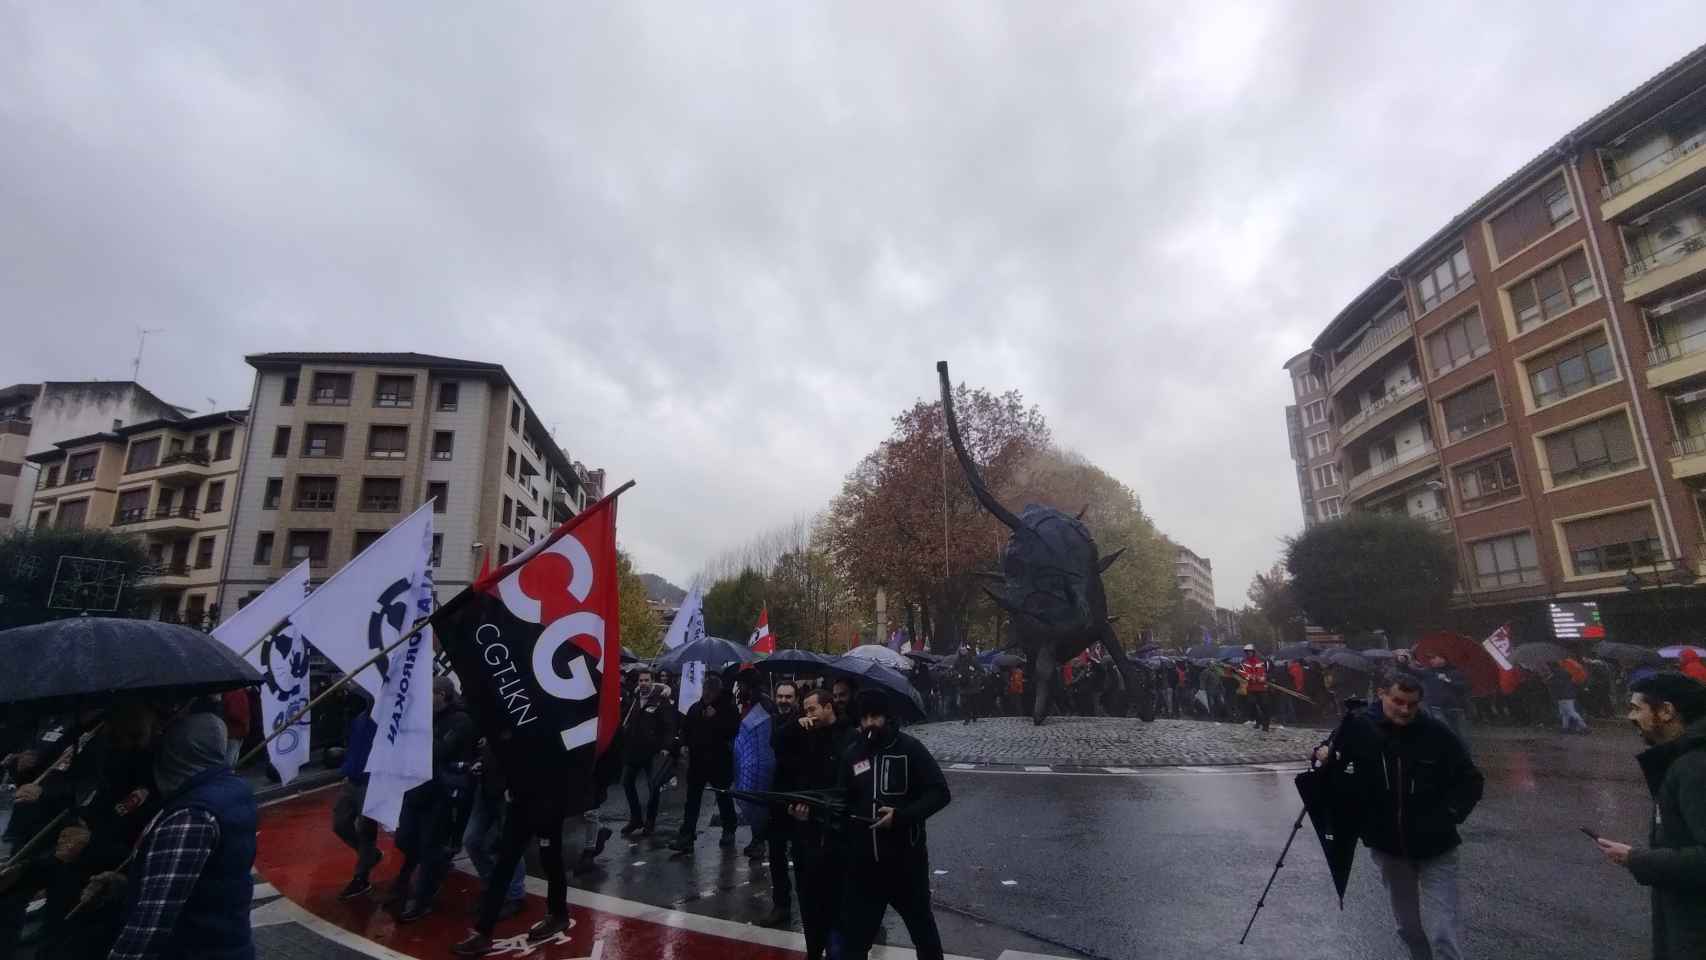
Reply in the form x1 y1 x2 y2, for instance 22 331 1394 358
1483 624 1514 672
211 562 313 783
284 502 437 699
678 660 705 717
362 516 437 830
662 587 706 651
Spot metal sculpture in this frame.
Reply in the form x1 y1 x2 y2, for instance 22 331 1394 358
937 361 1152 724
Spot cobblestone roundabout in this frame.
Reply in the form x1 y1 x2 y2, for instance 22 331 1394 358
909 716 1323 767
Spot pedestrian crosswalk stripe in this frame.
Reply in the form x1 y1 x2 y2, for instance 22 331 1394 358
1022 765 1051 773
1175 765 1232 773
1103 766 1139 774
1253 763 1305 772
950 762 977 770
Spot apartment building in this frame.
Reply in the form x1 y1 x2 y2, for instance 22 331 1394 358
1283 351 1340 527
25 410 248 624
219 352 602 611
1174 545 1215 611
0 381 184 530
1283 43 1706 642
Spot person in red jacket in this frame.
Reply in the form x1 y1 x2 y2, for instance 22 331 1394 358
1679 648 1706 685
220 689 252 767
1236 646 1271 732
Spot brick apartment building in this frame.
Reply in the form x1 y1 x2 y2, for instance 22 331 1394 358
1284 44 1706 644
218 352 605 612
25 409 249 624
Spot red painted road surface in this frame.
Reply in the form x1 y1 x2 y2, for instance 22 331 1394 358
257 787 803 960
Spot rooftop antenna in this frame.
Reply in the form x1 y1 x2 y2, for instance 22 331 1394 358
132 328 164 382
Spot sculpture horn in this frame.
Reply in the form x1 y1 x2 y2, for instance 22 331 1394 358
937 361 1022 531
1098 547 1127 572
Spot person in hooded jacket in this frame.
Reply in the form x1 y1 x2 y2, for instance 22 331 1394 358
836 689 950 960
390 677 475 923
668 673 739 854
1596 672 1706 959
619 673 676 836
1315 672 1482 960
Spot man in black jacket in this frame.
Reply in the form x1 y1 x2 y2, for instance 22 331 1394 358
620 672 676 836
669 673 739 854
393 677 476 922
1315 673 1482 960
759 681 801 927
838 689 951 960
779 688 847 959
1596 672 1706 959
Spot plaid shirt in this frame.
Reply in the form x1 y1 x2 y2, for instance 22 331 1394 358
107 806 221 960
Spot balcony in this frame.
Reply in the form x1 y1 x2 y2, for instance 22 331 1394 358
1336 379 1426 446
128 506 200 534
1326 313 1415 396
1647 321 1706 389
151 450 212 485
1672 433 1706 481
1624 227 1706 304
1346 442 1439 503
1601 128 1706 222
1411 506 1452 529
147 562 193 585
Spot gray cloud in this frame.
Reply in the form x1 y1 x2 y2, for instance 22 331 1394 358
4 3 1705 603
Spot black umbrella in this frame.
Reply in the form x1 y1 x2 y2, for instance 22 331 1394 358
1296 766 1362 905
621 646 641 664
654 635 755 673
1311 648 1377 674
1593 641 1664 668
1184 643 1217 660
752 649 830 674
819 655 926 720
1508 642 1572 669
1276 643 1317 661
0 617 260 708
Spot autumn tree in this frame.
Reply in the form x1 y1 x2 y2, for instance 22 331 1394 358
703 567 767 642
1246 563 1304 646
825 383 1049 653
617 549 664 657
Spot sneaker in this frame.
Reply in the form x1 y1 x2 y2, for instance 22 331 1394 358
528 913 572 942
398 899 432 924
451 933 493 957
337 877 372 902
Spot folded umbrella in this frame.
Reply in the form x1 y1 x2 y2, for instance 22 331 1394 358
1295 765 1362 906
820 655 926 720
0 618 260 709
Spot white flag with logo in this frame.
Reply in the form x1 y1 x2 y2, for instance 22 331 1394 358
1482 624 1514 671
661 587 706 651
284 502 437 699
362 515 437 830
211 562 313 783
678 660 705 717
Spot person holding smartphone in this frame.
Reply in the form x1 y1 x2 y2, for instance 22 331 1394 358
1595 672 1706 959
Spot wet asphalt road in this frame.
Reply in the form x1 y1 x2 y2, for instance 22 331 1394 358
576 721 1654 959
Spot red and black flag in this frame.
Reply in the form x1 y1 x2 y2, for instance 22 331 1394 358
431 485 629 797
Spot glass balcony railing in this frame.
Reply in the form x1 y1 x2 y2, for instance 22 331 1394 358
1648 322 1706 367
1625 225 1706 283
1603 129 1706 201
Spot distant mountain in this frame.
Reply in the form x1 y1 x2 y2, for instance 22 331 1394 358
639 573 686 605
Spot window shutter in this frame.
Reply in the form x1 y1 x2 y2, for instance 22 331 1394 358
1546 432 1579 475
1562 508 1656 552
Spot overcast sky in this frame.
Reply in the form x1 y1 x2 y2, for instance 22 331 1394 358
5 5 1705 604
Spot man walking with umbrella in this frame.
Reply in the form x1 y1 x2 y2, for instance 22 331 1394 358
1314 673 1483 959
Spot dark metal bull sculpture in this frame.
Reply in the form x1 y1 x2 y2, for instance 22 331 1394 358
938 361 1153 725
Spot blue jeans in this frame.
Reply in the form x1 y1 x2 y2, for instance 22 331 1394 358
1556 698 1589 733
463 790 525 902
1371 848 1463 960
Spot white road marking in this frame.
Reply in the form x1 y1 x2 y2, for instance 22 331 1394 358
251 882 280 900
1102 766 1139 774
950 763 977 770
1021 765 1051 773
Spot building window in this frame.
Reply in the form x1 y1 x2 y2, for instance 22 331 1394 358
1441 378 1505 443
1526 330 1617 408
1307 432 1332 458
254 532 274 565
428 482 448 513
310 372 352 405
374 375 415 408
502 495 513 526
1509 250 1596 333
238 592 261 610
1489 174 1575 261
67 451 99 483
194 536 216 570
1415 246 1474 313
1469 531 1540 589
1563 508 1662 576
1303 400 1328 426
1454 450 1523 511
204 480 225 514
286 531 331 566
55 499 88 530
498 545 511 564
431 431 454 461
1318 497 1343 520
1313 463 1339 489
1543 412 1638 487
113 488 150 525
281 376 298 405
184 594 206 625
506 448 517 478
430 534 443 568
1424 309 1490 377
263 477 283 510
294 476 338 511
44 465 60 488
1294 373 1321 397
35 510 50 529
214 429 235 461
303 424 345 458
272 426 292 457
191 433 209 454
438 381 460 411
360 477 402 512
126 438 161 473
367 425 409 460
510 401 522 432
353 530 384 555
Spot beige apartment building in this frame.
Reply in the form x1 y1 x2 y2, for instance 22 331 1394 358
1174 545 1215 611
219 352 604 611
25 410 249 624
1283 43 1706 644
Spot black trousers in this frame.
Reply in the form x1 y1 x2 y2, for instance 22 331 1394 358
840 851 944 960
331 779 381 881
476 804 567 934
621 760 663 827
766 819 792 911
1246 693 1270 731
794 845 844 960
677 772 735 840
393 784 458 906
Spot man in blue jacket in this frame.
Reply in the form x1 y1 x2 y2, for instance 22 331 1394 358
1315 672 1483 960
